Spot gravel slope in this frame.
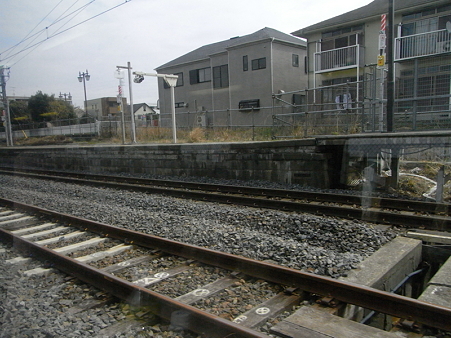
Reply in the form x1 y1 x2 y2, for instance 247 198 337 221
0 174 397 277
0 174 398 337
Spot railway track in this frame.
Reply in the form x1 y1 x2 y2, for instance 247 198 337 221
1 168 450 231
0 198 451 337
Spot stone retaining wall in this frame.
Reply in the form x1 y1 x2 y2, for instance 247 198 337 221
0 139 333 188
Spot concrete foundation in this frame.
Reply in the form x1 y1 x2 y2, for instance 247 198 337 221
271 236 422 337
419 255 451 308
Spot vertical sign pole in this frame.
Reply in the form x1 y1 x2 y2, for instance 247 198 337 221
386 0 395 132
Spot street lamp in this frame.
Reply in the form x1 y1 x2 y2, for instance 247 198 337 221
59 92 72 102
77 70 90 114
132 71 178 143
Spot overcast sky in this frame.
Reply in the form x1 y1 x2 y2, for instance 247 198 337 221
0 0 372 109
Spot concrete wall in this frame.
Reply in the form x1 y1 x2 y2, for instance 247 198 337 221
0 122 100 140
0 139 332 188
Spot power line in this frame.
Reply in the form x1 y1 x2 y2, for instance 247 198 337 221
2 0 65 60
1 0 95 63
8 1 93 67
1 0 131 66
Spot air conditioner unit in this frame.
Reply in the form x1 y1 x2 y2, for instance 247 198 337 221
436 41 451 53
196 114 206 127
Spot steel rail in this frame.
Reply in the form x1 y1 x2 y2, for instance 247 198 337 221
1 168 449 216
0 228 268 338
1 169 450 231
1 197 451 332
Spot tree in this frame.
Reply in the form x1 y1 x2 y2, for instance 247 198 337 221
9 100 30 124
28 91 52 122
49 100 77 121
28 91 77 124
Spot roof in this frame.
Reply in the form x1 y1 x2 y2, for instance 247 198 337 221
292 0 450 37
132 103 156 114
156 27 306 71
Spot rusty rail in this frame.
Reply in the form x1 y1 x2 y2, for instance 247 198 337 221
1 197 451 332
1 168 450 231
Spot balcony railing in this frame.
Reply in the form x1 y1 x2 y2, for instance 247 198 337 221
314 45 364 73
395 29 451 61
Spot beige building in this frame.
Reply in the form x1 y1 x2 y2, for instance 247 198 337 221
86 97 128 120
292 0 451 131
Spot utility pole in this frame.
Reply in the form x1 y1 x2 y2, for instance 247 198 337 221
386 0 395 132
0 65 13 146
117 62 137 143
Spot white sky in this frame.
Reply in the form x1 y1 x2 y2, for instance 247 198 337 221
0 0 373 109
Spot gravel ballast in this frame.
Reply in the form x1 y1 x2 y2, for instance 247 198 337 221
0 174 398 337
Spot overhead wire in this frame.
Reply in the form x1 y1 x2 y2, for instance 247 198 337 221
7 1 94 67
1 0 131 67
1 0 95 65
2 0 65 60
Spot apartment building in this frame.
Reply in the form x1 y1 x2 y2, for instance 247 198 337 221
292 0 451 130
155 27 307 128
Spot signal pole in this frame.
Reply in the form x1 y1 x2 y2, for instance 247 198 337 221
386 0 395 132
116 62 137 143
0 66 13 146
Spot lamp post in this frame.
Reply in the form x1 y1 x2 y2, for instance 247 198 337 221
59 92 72 103
77 70 90 114
132 71 178 143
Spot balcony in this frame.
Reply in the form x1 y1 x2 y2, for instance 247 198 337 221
314 45 364 73
395 29 451 61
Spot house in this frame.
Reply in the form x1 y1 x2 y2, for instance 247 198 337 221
292 0 451 129
131 103 159 127
155 27 307 128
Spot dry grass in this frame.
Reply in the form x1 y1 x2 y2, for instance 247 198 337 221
14 135 73 146
133 127 277 143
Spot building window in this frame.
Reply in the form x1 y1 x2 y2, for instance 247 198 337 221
399 65 450 112
243 55 248 71
213 65 229 88
189 67 211 84
252 57 266 70
322 24 363 39
292 54 299 67
163 72 184 89
321 24 364 51
403 4 451 21
239 99 260 111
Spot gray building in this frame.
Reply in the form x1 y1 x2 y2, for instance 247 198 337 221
156 27 307 128
292 0 451 130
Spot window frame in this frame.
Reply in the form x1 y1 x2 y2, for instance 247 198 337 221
189 67 211 85
292 54 299 67
213 65 229 89
243 55 248 71
163 72 184 89
251 57 266 70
